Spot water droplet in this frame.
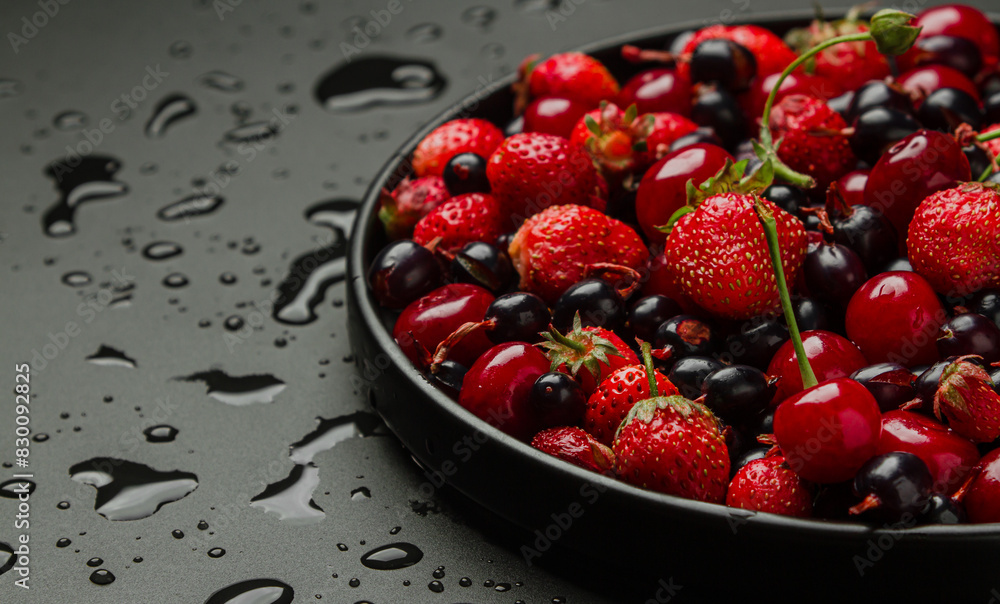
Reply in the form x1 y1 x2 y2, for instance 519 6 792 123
196 520 209 531
57 501 70 509
140 162 158 175
0 79 23 98
56 538 72 548
163 272 190 288
359 543 423 571
273 337 287 348
432 567 445 579
142 241 184 261
314 56 447 112
199 70 245 93
289 411 385 465
53 110 88 131
428 580 444 593
337 543 348 552
90 569 115 585
495 582 511 592
205 579 295 604
69 457 199 520
219 272 237 285
133 556 143 563
223 315 244 331
42 155 128 237
172 529 185 539
459 577 472 587
157 193 224 222
462 6 496 28
350 486 370 500
223 121 278 144
143 425 179 443
348 578 360 588
85 345 137 369
408 500 441 516
406 23 442 44
146 94 197 138
33 433 49 442
514 0 558 12
61 271 92 287
250 463 325 524
87 557 103 567
169 40 192 58
176 370 286 406
306 198 358 233
230 101 252 120
208 548 226 558
484 580 495 587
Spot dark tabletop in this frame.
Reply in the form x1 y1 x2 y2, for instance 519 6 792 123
1 0 994 602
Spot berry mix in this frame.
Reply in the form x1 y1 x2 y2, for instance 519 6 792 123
366 5 1000 526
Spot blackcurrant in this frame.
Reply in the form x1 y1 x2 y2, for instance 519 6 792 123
852 452 933 523
689 39 757 93
691 84 747 150
968 290 1000 328
485 292 550 344
530 372 587 428
937 312 1000 363
367 239 443 309
450 241 513 293
730 446 769 478
442 152 490 196
428 359 467 400
762 183 809 219
850 362 916 413
916 87 984 132
628 295 682 343
668 127 723 152
844 80 913 123
721 315 789 371
552 279 625 331
919 493 966 525
829 203 899 275
802 242 868 311
849 107 921 166
667 355 724 400
908 35 982 80
700 364 773 423
654 314 718 362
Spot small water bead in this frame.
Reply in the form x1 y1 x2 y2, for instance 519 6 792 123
208 548 226 558
337 543 348 552
459 577 472 587
89 569 115 585
349 578 360 588
406 23 442 44
428 581 444 593
142 241 183 261
274 338 287 348
33 433 49 442
223 316 244 331
199 70 244 93
219 272 237 285
132 557 143 563
87 557 103 567
197 520 209 530
484 580 495 587
163 272 189 288
57 501 70 509
198 319 211 328
172 530 184 539
53 110 88 131
56 538 71 548
169 40 192 58
389 526 400 535
495 583 511 592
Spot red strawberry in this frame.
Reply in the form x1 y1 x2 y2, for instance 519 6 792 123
907 183 1000 297
768 94 856 190
508 204 648 304
487 132 606 222
726 455 812 517
539 314 639 395
665 192 807 320
516 52 619 112
413 193 505 254
531 426 615 474
412 118 504 178
682 24 798 79
785 11 891 93
742 71 843 122
933 356 1000 443
982 123 1000 163
613 345 729 503
378 176 450 240
585 363 677 446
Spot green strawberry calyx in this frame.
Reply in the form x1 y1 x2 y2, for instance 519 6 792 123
933 355 996 421
539 312 624 380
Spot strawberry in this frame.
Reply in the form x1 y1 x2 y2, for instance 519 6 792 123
785 10 891 93
412 118 505 178
487 132 607 222
933 356 1000 443
508 204 648 304
665 192 807 320
682 24 798 79
907 183 1000 297
726 455 812 517
539 314 639 395
768 94 856 190
412 193 505 254
378 175 450 240
585 363 677 446
982 123 1000 162
613 344 729 503
515 52 619 113
530 426 615 474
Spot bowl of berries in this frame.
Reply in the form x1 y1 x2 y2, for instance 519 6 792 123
348 4 1000 599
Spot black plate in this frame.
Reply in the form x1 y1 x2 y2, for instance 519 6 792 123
348 14 1000 601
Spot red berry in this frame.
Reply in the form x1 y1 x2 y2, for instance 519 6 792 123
682 24 797 79
585 364 677 446
378 176 451 240
393 284 494 368
933 357 1000 443
412 193 505 253
742 71 842 121
834 169 869 207
726 455 812 517
540 317 639 395
522 96 593 138
412 118 504 177
910 4 1000 68
768 94 856 190
526 52 620 108
877 410 980 495
897 65 980 107
962 448 1000 523
458 342 551 441
531 426 615 474
767 330 868 405
618 68 691 116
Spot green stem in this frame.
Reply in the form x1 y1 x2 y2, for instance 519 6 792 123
977 129 1000 143
548 325 587 354
754 199 819 389
638 340 659 397
977 163 993 183
773 161 817 188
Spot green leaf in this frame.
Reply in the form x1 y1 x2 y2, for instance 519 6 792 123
623 103 638 125
736 156 775 194
656 204 695 235
869 9 920 55
585 114 602 137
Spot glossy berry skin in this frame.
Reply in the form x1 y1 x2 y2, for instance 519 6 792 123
655 315 718 361
767 330 867 405
413 193 506 254
844 81 913 125
726 456 812 517
527 52 620 109
968 290 1000 328
963 448 1000 524
690 85 747 150
393 284 495 368
669 128 724 152
428 359 467 400
877 410 980 495
618 68 691 116
701 364 772 424
731 447 769 477
722 316 789 371
552 279 625 331
937 313 1000 364
412 118 504 177
774 377 882 484
845 271 947 367
897 65 980 107
852 452 933 523
442 153 490 196
668 356 724 400
743 71 841 122
848 107 921 167
828 202 898 276
635 143 733 246
681 23 797 79
628 295 683 343
450 241 513 294
802 242 867 311
689 39 756 93
761 183 808 219
458 342 552 441
585 364 676 446
850 363 915 413
916 87 984 132
522 96 592 138
920 493 966 525
769 94 855 190
378 176 451 240
834 170 869 206
909 4 1000 68
531 426 615 474
483 292 550 344
367 239 443 309
911 359 956 414
530 372 588 428
899 35 983 79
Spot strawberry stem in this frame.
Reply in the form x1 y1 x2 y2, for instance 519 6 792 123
754 198 819 389
546 322 589 354
638 339 658 397
978 129 1000 143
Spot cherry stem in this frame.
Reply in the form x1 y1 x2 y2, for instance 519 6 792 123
431 320 494 367
585 262 643 299
754 198 819 389
637 339 658 397
977 129 1000 143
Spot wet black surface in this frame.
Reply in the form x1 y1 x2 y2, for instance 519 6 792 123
1 0 996 602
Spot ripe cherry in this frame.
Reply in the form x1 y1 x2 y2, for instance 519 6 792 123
897 65 980 107
877 410 980 495
899 35 983 79
936 313 1000 363
845 271 947 367
635 143 733 245
834 170 869 206
522 96 592 139
743 71 841 122
850 452 933 523
618 68 691 116
767 330 867 405
367 239 443 309
393 283 495 368
909 4 1000 67
458 342 551 441
669 128 724 152
962 448 1000 523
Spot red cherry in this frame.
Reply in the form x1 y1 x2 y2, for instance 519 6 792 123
911 4 1000 67
845 271 947 367
741 71 842 121
393 283 495 368
767 330 867 405
774 377 882 484
897 65 980 107
458 342 551 440
862 130 970 252
635 143 733 246
877 410 980 495
618 68 691 116
522 96 593 139
835 169 869 207
963 448 1000 523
